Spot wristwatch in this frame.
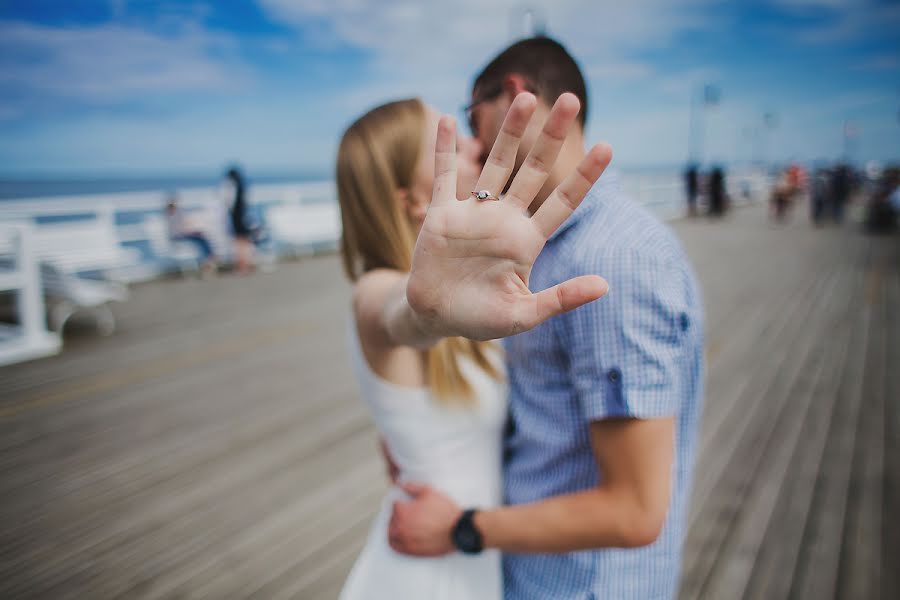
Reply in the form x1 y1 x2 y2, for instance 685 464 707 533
451 509 484 554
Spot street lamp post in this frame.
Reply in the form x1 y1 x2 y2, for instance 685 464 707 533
510 6 546 38
688 84 720 166
761 111 778 172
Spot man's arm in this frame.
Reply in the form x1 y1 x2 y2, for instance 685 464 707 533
388 417 674 555
477 417 673 551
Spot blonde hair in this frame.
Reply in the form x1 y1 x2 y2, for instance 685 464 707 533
336 98 501 404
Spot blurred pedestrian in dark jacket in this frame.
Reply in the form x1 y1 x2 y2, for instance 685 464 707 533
708 166 728 217
685 164 700 217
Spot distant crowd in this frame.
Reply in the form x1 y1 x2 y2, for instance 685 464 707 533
684 161 900 234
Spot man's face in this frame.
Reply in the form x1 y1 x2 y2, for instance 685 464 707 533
469 93 509 167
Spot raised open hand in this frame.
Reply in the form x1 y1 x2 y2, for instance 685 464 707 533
406 92 613 341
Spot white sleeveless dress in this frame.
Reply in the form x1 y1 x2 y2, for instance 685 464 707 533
340 322 507 600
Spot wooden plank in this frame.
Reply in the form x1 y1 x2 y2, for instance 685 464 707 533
686 264 836 536
124 459 385 599
742 266 866 599
688 261 832 520
881 256 900 600
836 245 888 600
0 399 373 597
681 264 851 599
785 312 870 598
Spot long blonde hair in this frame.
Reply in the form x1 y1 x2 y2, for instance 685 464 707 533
336 98 501 404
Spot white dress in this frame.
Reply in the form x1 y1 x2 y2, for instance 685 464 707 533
340 323 507 600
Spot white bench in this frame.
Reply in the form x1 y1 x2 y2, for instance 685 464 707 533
31 219 142 277
0 209 138 335
0 224 62 366
267 203 342 256
40 262 128 335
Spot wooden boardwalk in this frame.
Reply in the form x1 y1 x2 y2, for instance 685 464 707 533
0 203 896 599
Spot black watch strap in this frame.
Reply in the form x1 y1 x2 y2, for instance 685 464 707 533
451 509 484 554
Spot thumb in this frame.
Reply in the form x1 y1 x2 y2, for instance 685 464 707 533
528 275 609 328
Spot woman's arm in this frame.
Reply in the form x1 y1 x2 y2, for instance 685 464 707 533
354 269 443 350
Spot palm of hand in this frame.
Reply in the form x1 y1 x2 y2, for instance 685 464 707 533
409 198 547 340
406 92 613 341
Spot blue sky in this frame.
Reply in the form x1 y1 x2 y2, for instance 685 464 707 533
0 0 897 177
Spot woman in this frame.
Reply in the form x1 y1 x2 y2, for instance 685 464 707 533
336 99 507 599
222 166 255 274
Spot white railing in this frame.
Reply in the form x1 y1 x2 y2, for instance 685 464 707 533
0 223 61 366
0 171 770 284
0 181 338 282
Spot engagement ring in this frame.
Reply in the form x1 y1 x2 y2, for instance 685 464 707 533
471 190 500 201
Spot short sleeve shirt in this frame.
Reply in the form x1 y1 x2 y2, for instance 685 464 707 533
502 172 705 600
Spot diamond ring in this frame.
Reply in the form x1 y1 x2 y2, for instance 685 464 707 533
471 190 500 201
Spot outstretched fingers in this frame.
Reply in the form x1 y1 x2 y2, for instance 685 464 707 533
431 115 458 207
531 143 613 238
504 93 581 210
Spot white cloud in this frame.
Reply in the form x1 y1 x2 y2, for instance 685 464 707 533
257 0 717 106
0 20 248 109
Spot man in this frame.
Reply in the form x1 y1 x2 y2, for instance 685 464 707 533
389 37 704 599
685 163 699 217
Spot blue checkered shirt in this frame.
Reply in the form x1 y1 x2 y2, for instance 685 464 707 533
502 172 704 600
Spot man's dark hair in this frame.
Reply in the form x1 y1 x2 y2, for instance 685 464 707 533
473 36 588 128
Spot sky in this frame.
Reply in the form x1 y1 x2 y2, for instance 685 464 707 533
0 0 898 177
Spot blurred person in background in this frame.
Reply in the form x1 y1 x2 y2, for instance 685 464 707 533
890 169 900 213
770 165 801 223
684 163 700 217
388 37 704 600
810 166 831 226
165 194 218 274
707 166 728 217
222 166 256 274
830 163 851 224
865 166 899 234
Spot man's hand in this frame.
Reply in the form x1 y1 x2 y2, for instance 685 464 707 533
388 483 461 557
406 92 613 341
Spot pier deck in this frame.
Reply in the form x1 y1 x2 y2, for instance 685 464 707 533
1 203 897 599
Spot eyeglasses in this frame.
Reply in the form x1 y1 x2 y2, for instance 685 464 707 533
461 84 504 135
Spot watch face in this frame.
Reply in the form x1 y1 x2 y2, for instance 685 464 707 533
454 511 482 553
459 529 476 547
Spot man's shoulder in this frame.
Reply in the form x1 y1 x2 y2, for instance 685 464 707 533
561 178 688 271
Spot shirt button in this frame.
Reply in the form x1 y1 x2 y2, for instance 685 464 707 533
607 368 622 383
680 312 690 332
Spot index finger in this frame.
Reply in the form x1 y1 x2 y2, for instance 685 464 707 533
431 115 458 208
